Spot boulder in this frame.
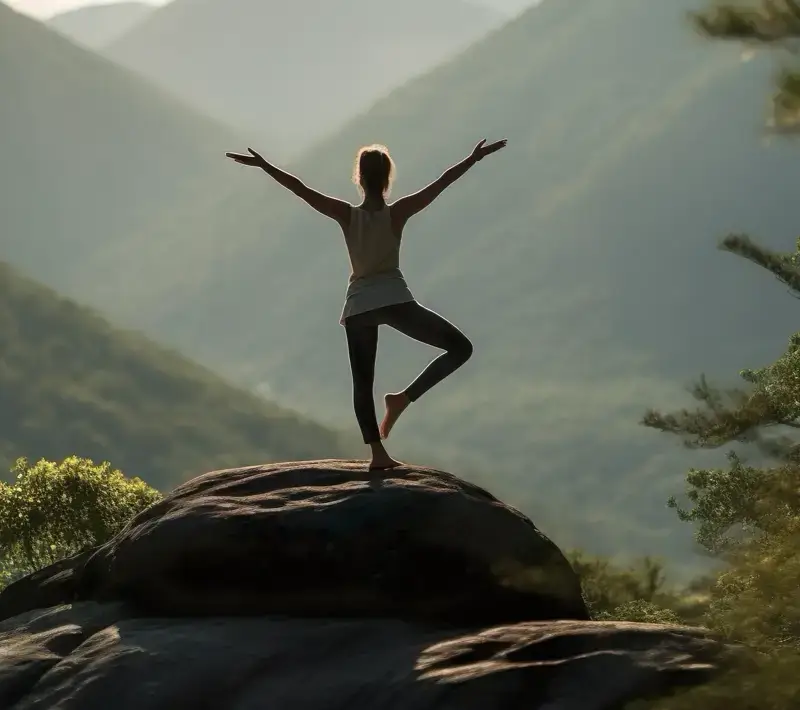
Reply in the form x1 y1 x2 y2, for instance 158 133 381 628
0 460 590 625
0 602 733 710
0 460 739 709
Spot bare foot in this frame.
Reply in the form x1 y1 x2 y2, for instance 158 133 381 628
368 453 403 471
380 393 410 439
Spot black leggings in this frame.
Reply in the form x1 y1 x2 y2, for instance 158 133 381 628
344 301 473 443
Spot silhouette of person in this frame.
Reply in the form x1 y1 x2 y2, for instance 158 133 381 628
226 138 507 469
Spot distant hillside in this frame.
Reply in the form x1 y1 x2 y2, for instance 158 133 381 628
0 261 349 491
0 1 237 297
6 0 800 573
104 0 505 157
473 0 537 15
48 2 154 49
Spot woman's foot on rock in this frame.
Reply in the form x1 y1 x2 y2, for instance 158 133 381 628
368 441 403 470
368 454 403 471
380 393 410 439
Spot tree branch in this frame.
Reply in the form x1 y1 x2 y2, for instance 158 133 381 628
692 2 800 129
720 233 800 296
693 1 800 43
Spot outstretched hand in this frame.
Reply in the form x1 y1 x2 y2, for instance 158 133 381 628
471 138 507 162
225 147 268 168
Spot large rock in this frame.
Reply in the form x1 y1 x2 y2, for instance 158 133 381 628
0 602 733 710
0 460 590 625
0 460 739 709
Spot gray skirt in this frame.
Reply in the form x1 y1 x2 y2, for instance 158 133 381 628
340 271 415 326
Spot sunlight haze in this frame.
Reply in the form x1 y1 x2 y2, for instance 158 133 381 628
7 0 540 20
6 0 164 19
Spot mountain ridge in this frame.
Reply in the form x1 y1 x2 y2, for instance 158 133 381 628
0 259 350 491
47 1 154 49
104 0 506 156
0 0 241 298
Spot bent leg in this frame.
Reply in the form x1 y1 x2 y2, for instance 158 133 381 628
344 320 380 443
384 301 473 402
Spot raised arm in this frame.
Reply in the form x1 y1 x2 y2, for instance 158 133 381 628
226 148 350 226
391 139 507 225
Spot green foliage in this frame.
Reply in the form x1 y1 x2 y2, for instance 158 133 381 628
664 452 799 554
0 456 161 584
0 261 351 492
639 5 800 707
643 239 800 466
694 0 800 130
697 0 800 44
705 520 800 650
596 599 683 625
568 550 692 621
640 521 800 709
639 271 800 702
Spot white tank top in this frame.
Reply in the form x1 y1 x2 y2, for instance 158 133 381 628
339 205 415 325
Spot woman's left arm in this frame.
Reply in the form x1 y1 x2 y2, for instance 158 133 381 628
226 148 350 226
390 139 507 227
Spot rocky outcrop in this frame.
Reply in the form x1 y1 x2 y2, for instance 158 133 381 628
0 602 728 710
0 460 738 709
0 460 589 625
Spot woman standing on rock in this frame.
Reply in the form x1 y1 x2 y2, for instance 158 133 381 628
226 139 507 470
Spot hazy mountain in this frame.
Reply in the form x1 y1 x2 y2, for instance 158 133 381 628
6 0 800 571
473 0 538 15
47 1 154 49
104 0 505 158
0 1 239 297
0 260 349 492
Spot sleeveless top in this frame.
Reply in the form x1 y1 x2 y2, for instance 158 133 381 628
339 204 415 325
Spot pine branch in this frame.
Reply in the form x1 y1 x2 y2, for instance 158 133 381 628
773 67 800 129
642 375 800 459
720 233 800 297
693 1 800 129
693 1 800 43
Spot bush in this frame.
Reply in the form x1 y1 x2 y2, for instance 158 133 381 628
568 550 688 619
596 599 683 625
0 456 161 585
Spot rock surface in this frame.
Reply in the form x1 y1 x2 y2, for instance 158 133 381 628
0 602 730 710
0 460 590 625
0 460 738 709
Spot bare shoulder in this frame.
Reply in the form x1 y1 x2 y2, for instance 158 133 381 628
388 195 408 212
338 203 354 233
388 196 413 220
388 200 409 237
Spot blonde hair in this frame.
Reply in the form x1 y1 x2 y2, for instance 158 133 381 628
352 144 396 198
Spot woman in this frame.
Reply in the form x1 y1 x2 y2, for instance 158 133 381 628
226 138 507 470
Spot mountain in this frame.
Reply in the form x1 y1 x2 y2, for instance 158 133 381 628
473 0 538 15
0 1 240 297
0 260 349 491
104 0 505 158
7 0 800 571
47 2 154 49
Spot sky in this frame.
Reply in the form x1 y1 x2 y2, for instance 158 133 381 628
6 0 167 19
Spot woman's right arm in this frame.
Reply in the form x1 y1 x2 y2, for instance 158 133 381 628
226 148 350 226
391 138 507 225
